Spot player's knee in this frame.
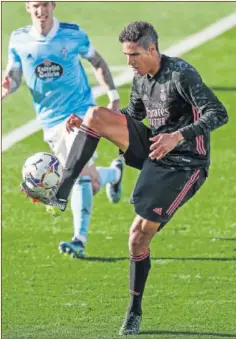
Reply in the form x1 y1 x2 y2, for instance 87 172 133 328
129 233 141 253
129 228 145 253
140 218 161 234
91 177 100 195
128 217 160 254
85 106 104 128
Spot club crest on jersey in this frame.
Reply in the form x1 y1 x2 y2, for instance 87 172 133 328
142 93 149 104
35 59 63 79
160 85 166 102
61 47 67 59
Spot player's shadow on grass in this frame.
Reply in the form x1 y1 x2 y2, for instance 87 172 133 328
140 330 236 338
83 257 236 262
211 86 236 92
83 257 127 262
212 237 236 241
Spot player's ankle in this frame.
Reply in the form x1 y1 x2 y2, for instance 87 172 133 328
114 167 121 184
128 307 142 316
72 235 86 245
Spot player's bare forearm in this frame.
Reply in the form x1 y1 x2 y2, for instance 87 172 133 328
2 68 22 99
88 51 116 91
88 51 120 111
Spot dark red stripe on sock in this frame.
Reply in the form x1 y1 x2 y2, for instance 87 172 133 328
130 250 150 262
81 124 101 136
80 126 100 139
80 124 100 139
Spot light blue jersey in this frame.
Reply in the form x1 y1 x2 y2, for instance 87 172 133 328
7 18 95 128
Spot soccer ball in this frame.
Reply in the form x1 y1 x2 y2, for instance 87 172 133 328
22 152 63 192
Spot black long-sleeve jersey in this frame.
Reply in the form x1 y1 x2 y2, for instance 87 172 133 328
121 54 228 169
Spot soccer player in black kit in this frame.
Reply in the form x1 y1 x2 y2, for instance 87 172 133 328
22 21 228 335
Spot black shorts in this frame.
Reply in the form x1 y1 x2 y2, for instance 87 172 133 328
122 116 207 228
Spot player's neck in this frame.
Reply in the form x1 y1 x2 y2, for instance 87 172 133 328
33 19 54 36
148 53 162 77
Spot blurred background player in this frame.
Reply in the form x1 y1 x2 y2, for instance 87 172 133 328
2 1 124 258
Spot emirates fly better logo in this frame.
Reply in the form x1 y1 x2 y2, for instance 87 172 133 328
35 59 63 79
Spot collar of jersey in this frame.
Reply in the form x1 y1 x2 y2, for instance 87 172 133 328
29 17 59 41
147 54 165 81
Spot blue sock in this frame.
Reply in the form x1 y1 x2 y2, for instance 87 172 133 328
71 176 93 244
97 167 117 190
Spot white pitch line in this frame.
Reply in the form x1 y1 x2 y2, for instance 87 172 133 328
86 65 128 73
2 12 236 152
2 65 130 77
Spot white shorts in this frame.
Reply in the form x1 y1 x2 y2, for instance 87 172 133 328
43 120 97 168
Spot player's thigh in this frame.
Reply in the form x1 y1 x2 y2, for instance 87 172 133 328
80 163 100 186
86 107 151 170
120 116 152 170
132 159 207 228
43 122 68 167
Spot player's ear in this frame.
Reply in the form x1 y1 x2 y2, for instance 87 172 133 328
52 1 56 10
25 1 30 13
148 44 157 55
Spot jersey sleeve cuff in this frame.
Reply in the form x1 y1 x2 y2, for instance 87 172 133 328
83 45 96 59
178 127 195 140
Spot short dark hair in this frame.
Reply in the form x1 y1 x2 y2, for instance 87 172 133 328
119 21 158 51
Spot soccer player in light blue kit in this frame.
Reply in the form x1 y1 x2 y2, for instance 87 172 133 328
2 1 124 258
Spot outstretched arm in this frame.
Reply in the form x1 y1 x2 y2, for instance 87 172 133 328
2 68 22 99
2 32 23 99
77 28 120 111
87 50 120 111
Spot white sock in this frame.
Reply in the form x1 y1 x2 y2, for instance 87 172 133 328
71 176 93 245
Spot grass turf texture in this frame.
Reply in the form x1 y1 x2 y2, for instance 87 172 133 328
2 4 236 339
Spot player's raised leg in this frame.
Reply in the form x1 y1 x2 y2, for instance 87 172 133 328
56 106 129 202
20 106 129 209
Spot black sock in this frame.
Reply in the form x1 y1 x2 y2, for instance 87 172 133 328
56 124 100 200
128 251 151 316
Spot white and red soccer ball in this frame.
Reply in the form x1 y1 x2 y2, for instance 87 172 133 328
22 152 63 192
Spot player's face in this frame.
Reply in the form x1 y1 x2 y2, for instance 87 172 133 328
26 1 56 34
122 42 158 76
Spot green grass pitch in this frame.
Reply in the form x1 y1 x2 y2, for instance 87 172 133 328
2 3 236 339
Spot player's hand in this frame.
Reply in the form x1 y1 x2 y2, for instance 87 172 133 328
149 131 184 160
66 114 83 133
1 76 11 99
107 99 120 112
